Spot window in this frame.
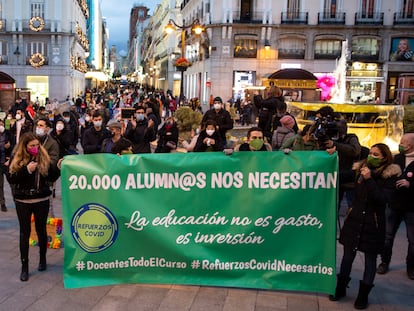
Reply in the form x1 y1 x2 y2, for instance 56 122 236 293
400 0 414 17
0 41 6 55
278 37 305 59
234 35 257 58
351 37 379 61
287 0 301 12
27 41 47 56
314 39 342 59
323 0 341 16
240 0 253 21
31 1 45 18
360 0 375 18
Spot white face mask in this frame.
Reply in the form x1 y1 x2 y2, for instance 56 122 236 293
206 129 215 136
15 114 22 120
213 103 221 110
36 127 46 137
85 116 91 122
56 123 64 131
0 126 4 133
93 120 103 127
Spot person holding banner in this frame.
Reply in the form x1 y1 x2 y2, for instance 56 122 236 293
6 132 60 281
233 127 271 151
330 143 401 309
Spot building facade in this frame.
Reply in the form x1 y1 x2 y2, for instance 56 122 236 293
141 0 414 107
0 0 90 110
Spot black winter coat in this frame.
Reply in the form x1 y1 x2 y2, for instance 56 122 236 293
339 161 401 254
201 109 233 142
6 163 60 200
194 130 224 152
155 124 179 153
124 119 156 154
392 154 414 212
82 127 112 154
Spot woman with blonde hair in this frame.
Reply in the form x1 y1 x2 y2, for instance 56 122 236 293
6 132 60 281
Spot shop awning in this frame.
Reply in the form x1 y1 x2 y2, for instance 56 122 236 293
85 71 109 82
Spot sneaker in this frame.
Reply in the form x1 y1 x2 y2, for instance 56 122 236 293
377 262 389 274
407 268 414 280
1 204 6 212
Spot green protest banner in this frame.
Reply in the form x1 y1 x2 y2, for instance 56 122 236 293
61 151 337 294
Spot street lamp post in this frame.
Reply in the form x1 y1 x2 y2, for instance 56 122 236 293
165 19 203 105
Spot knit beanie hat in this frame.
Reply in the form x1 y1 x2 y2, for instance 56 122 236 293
280 115 295 129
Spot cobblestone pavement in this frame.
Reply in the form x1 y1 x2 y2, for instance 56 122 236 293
1 178 413 311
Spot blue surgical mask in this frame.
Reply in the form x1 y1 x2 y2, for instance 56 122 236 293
136 114 145 121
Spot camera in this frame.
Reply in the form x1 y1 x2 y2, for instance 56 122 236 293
311 115 340 148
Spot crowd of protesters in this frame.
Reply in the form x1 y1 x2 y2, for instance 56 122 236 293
0 85 412 311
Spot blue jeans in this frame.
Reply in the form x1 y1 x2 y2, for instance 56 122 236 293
381 208 414 268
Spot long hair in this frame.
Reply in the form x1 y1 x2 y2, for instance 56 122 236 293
9 132 50 176
370 143 393 175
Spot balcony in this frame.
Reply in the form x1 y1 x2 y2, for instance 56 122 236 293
393 12 414 25
232 10 264 24
314 50 341 59
350 51 380 62
278 49 305 59
281 11 308 24
318 12 346 25
0 55 8 64
355 12 384 25
11 19 60 33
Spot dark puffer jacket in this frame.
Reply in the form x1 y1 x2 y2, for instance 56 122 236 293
6 164 60 200
339 161 401 254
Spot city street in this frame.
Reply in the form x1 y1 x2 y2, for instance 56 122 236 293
0 178 413 311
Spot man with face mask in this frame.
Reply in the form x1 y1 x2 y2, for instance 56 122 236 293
101 119 130 154
12 109 33 144
82 111 112 154
234 127 272 151
201 97 233 147
34 117 59 168
377 133 414 280
60 110 79 149
124 106 156 153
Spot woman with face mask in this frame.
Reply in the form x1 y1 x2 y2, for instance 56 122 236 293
330 143 401 309
5 132 60 282
155 117 179 153
194 119 224 152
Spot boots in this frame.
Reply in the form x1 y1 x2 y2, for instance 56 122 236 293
354 281 374 309
20 259 29 282
38 251 47 271
329 275 351 301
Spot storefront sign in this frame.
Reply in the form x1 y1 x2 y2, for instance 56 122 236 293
263 79 317 89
